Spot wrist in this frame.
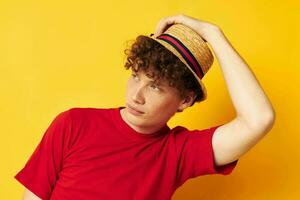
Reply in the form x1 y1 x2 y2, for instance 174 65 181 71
200 27 225 43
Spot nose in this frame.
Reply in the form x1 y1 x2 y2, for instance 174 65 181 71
131 85 145 105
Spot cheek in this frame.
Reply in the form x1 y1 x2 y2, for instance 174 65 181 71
126 79 141 101
152 96 178 110
126 79 134 94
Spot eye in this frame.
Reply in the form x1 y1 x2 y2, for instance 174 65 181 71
150 84 160 91
131 73 139 80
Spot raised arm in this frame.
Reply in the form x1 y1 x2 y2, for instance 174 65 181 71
153 14 275 166
203 26 275 129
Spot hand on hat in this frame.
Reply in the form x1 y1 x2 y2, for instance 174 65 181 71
152 14 222 43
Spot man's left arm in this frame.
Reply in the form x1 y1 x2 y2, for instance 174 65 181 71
203 28 276 167
153 14 276 167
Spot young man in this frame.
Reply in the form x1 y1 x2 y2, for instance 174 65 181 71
15 14 275 200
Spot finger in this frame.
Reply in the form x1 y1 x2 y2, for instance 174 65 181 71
153 18 167 37
155 17 174 36
154 16 178 37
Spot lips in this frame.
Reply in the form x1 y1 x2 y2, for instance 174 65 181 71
127 104 144 114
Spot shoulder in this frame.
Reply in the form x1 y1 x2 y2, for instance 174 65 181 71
170 125 211 135
65 107 113 120
170 125 189 134
67 106 102 115
51 107 115 144
57 107 119 129
169 125 191 142
170 124 222 140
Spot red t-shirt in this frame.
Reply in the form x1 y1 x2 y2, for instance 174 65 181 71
15 106 238 200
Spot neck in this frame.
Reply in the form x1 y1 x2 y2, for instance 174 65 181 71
120 108 165 134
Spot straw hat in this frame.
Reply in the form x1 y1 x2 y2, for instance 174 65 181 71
148 23 214 102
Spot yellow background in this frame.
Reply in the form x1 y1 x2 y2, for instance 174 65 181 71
1 0 299 199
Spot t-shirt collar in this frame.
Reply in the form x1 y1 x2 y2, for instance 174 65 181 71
113 106 170 139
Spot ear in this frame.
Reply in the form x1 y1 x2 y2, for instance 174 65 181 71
177 91 197 112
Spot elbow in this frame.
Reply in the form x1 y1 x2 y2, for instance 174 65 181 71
241 108 276 134
260 114 275 134
266 109 276 132
250 109 276 134
263 107 276 128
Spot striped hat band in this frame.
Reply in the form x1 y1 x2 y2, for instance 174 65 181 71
148 23 215 102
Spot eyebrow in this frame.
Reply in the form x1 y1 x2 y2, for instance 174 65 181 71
149 79 167 88
133 71 167 87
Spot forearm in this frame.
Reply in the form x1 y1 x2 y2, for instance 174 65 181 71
204 29 275 127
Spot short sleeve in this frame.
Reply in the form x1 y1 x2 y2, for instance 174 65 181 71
14 109 72 200
175 124 239 188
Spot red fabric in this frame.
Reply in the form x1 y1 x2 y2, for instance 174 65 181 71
15 106 238 200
